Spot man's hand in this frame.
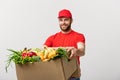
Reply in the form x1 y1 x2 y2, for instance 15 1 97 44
66 47 77 59
66 42 85 59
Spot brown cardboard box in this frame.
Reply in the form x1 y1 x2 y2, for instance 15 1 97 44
15 57 77 80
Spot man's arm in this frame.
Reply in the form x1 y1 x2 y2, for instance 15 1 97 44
76 42 85 56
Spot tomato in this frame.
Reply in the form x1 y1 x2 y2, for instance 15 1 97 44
27 51 37 57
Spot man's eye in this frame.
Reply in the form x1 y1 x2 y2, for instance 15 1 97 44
59 19 63 21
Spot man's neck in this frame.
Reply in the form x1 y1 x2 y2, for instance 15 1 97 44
61 29 72 34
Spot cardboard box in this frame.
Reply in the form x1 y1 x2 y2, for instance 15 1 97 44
15 57 77 80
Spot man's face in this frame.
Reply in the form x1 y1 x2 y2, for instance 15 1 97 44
58 17 72 32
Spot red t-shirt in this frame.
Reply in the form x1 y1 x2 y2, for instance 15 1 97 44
44 30 85 64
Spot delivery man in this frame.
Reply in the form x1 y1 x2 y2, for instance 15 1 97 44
43 9 85 80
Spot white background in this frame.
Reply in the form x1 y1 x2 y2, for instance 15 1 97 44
0 0 120 80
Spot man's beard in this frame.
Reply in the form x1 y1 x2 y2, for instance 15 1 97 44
60 24 71 32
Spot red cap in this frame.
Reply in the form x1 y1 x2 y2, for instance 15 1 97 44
58 9 72 18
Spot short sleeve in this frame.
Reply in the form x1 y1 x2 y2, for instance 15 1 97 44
44 35 55 47
76 33 85 43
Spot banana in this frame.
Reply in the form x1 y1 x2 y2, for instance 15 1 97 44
48 48 57 59
37 51 44 61
36 47 58 61
44 49 49 59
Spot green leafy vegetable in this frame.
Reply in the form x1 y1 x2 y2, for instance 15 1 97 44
5 49 40 72
53 48 70 61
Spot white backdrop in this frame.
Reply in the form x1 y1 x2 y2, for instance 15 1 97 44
0 0 120 80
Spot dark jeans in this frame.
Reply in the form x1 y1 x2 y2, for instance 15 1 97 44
69 77 80 80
